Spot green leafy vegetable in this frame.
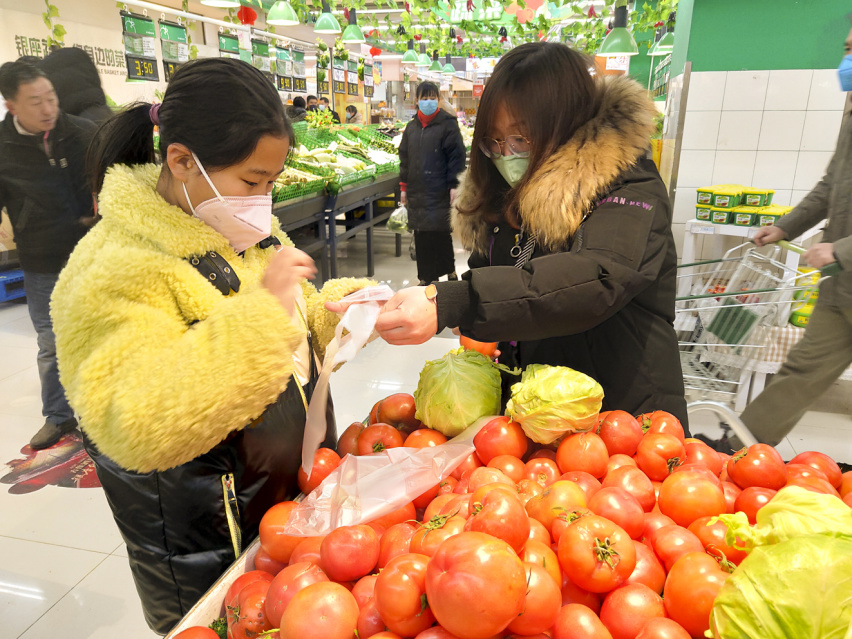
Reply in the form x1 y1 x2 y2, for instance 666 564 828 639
505 364 603 445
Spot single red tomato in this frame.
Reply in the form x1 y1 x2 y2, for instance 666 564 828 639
552 603 613 639
371 393 420 433
648 525 704 573
602 466 656 513
228 579 274 639
358 423 404 455
560 470 603 503
625 540 666 594
786 462 830 483
351 573 378 610
528 517 552 545
338 422 365 458
253 546 287 576
635 617 691 639
465 488 530 552
558 515 636 593
518 478 545 506
259 501 307 563
298 447 341 495
671 462 723 488
488 454 526 483
663 552 730 638
459 335 498 357
438 494 472 520
375 553 436 637
734 486 777 524
658 470 726 528
523 538 562 588
289 536 325 566
600 583 666 639
551 507 593 545
841 470 852 498
557 432 610 479
785 475 840 496
173 628 219 639
587 487 645 540
683 440 724 476
450 451 484 480
280 581 359 639
224 570 274 607
525 480 588 532
525 457 562 487
726 444 787 490
469 482 518 507
721 481 742 513
265 561 329 627
410 514 466 557
560 574 603 613
789 451 843 489
688 516 748 566
425 532 527 639
320 525 380 582
369 502 417 534
640 512 674 547
378 522 417 569
599 411 644 457
638 412 685 442
507 563 561 635
474 416 529 463
605 454 639 476
467 466 514 492
635 434 685 482
422 494 457 523
528 448 558 462
356 598 386 638
404 428 448 448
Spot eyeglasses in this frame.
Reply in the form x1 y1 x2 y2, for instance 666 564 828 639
479 135 531 159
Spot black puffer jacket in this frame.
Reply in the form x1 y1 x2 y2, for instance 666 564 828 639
399 110 466 232
436 77 688 426
0 112 95 273
40 47 113 124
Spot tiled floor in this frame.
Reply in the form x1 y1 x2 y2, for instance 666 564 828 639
1 231 850 637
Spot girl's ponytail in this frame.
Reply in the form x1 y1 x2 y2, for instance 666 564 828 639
87 102 156 192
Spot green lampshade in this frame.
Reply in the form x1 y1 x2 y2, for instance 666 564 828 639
598 28 639 56
200 0 240 6
657 30 675 50
428 55 442 72
442 63 455 75
416 52 431 67
342 24 365 43
267 1 299 26
314 2 341 35
402 40 418 64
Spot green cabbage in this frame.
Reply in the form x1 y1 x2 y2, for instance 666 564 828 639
714 486 852 552
505 364 603 445
414 348 503 437
708 533 852 639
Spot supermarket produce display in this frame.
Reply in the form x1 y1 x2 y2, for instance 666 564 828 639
168 345 852 639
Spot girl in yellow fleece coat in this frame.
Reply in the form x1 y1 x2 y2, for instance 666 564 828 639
50 58 370 634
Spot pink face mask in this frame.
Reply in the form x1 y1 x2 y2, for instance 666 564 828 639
182 151 272 253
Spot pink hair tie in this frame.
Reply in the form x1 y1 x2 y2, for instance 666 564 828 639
149 103 161 126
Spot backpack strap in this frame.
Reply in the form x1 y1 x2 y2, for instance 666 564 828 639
186 250 241 296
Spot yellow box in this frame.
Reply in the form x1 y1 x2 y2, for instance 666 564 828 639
742 187 775 207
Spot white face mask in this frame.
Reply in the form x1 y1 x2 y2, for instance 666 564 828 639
182 151 272 253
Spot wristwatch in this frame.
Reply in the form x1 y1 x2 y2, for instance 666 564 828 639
424 283 438 304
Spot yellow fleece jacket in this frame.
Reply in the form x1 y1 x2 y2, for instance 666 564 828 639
52 164 371 473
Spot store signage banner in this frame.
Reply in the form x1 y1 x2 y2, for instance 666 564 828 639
159 20 188 82
347 59 359 97
472 83 484 98
122 12 159 82
605 55 630 71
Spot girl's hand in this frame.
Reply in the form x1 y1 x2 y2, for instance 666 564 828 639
375 287 438 345
263 246 316 316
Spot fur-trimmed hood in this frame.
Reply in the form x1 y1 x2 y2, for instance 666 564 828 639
453 75 658 255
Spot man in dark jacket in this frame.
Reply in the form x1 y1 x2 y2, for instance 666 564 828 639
318 96 341 123
39 47 113 124
0 60 96 449
398 81 467 285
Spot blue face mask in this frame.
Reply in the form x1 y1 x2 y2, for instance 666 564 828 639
318 104 326 111
839 55 852 92
418 99 438 116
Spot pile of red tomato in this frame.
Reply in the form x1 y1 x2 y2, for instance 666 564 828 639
176 398 852 639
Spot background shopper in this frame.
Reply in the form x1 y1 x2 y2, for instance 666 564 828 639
51 58 371 633
345 104 363 124
287 95 307 122
398 81 466 286
39 47 112 124
319 96 341 123
0 60 96 449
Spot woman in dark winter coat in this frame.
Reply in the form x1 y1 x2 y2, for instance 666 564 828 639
39 47 112 124
336 42 688 426
398 81 467 285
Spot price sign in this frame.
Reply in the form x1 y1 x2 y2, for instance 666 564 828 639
318 80 330 94
277 75 293 91
218 33 240 59
294 77 307 92
159 20 188 83
332 67 345 94
363 64 373 98
347 59 359 96
692 224 716 235
291 50 306 92
121 12 158 82
251 39 272 74
163 60 183 82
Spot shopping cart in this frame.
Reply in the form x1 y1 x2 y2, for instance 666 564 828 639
675 242 828 445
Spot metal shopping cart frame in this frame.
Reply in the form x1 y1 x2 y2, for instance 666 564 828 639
675 242 826 446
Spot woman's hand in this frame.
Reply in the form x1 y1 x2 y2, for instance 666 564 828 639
375 287 439 345
752 225 786 247
263 245 316 316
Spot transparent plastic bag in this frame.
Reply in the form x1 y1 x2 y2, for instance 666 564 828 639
387 205 408 234
284 417 494 536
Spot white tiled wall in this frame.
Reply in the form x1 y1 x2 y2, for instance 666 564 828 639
672 68 846 259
